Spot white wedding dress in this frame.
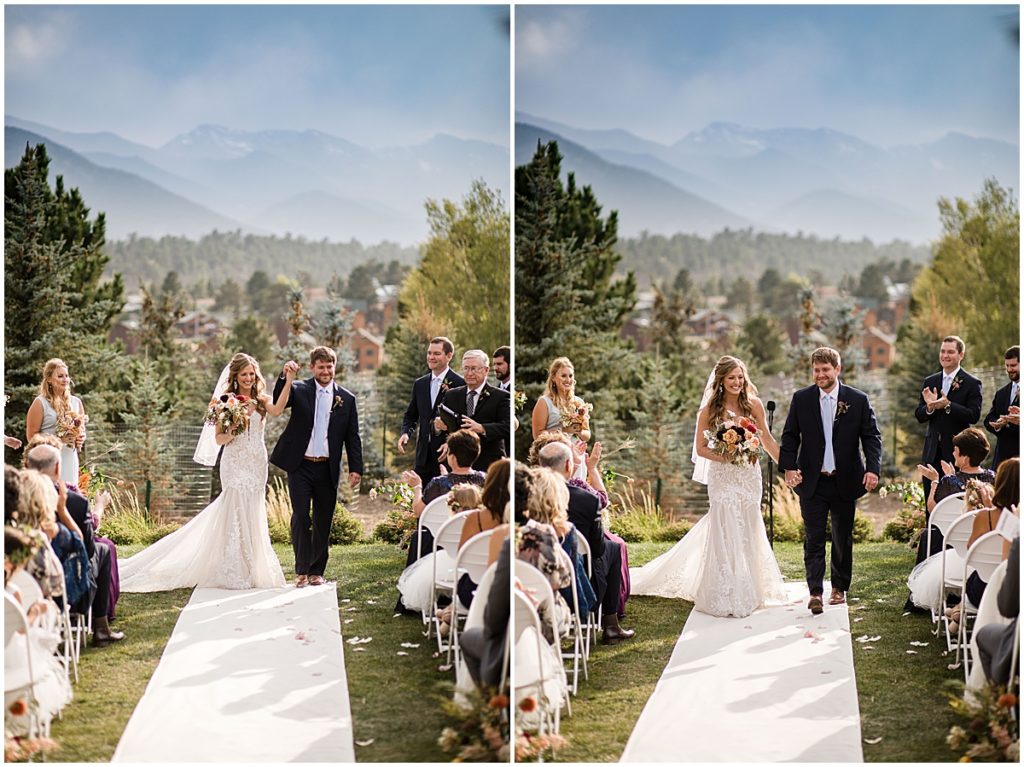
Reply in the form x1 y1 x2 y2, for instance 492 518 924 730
630 460 786 617
119 411 286 592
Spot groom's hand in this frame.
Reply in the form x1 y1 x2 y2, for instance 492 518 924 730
397 433 409 454
348 472 361 489
785 469 802 488
862 472 879 492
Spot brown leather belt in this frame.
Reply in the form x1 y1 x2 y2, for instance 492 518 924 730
304 456 329 463
821 470 837 477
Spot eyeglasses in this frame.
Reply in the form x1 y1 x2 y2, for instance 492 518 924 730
462 365 486 372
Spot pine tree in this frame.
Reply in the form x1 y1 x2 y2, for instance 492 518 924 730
515 141 638 428
118 357 175 514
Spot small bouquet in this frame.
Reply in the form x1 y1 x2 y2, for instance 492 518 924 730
513 389 527 412
559 399 593 434
204 393 250 435
703 414 762 466
55 410 89 449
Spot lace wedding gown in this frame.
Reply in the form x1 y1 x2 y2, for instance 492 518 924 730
630 461 786 617
119 412 286 592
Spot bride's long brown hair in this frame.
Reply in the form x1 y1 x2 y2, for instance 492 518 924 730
705 355 757 425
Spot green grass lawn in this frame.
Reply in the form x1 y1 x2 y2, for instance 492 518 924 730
550 541 964 763
46 543 454 763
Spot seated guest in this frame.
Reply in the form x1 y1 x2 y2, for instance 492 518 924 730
5 466 64 600
26 444 123 645
436 460 513 637
917 426 995 518
394 430 485 615
946 458 1019 634
5 526 72 737
517 469 573 644
397 483 483 617
19 469 92 610
537 442 635 643
25 432 121 622
460 536 510 690
974 536 1019 687
530 432 632 618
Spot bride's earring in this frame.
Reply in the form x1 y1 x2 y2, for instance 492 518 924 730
718 385 724 394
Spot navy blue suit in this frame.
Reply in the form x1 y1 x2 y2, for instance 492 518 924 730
984 380 1019 470
270 376 363 577
780 383 881 595
400 369 464 483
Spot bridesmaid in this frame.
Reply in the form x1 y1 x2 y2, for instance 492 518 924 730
531 357 591 480
26 358 87 487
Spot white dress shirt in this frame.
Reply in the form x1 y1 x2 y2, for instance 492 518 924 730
430 368 450 406
819 382 840 474
941 366 962 397
305 382 333 457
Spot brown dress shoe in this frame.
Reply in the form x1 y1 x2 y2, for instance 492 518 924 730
295 575 308 588
829 589 846 606
808 595 824 615
308 575 326 586
600 613 636 644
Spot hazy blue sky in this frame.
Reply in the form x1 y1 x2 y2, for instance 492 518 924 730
517 5 1019 146
6 5 510 147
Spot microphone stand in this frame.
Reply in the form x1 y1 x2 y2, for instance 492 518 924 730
766 401 776 548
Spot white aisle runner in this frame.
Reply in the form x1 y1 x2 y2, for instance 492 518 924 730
621 582 863 763
113 586 355 763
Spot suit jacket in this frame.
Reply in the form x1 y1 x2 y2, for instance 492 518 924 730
566 483 605 559
400 369 464 472
65 490 95 558
270 376 363 490
440 383 510 471
779 383 882 502
984 380 1020 469
915 369 983 465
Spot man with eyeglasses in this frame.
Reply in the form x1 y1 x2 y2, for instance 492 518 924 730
434 349 511 471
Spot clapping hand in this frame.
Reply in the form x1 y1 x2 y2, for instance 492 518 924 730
3 435 21 450
586 441 603 474
401 469 422 490
917 464 940 482
1007 406 1020 426
939 460 956 478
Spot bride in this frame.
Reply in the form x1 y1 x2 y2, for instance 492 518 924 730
630 356 786 618
119 353 294 592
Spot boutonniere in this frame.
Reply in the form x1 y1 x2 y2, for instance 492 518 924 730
439 379 452 397
835 400 849 419
951 377 963 393
331 395 343 413
479 387 492 402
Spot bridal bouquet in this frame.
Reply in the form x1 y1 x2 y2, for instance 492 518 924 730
205 394 250 434
559 399 593 433
703 415 762 466
55 410 89 448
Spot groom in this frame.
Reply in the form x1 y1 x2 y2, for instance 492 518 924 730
779 347 881 615
271 346 363 587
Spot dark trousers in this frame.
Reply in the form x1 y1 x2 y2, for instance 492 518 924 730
75 545 112 621
288 460 338 576
592 542 623 614
800 475 855 595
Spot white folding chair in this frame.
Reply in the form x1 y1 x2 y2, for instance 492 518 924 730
416 492 452 559
454 561 498 696
517 560 581 701
448 532 495 668
574 533 601 654
513 590 562 758
939 512 976 648
957 531 1007 680
426 509 472 647
4 592 48 744
925 493 967 623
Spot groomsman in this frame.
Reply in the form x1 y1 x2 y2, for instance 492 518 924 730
435 350 510 471
492 346 511 391
915 335 983 499
984 345 1020 470
398 336 464 484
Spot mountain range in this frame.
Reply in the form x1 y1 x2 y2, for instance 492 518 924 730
516 112 1018 243
5 115 509 244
